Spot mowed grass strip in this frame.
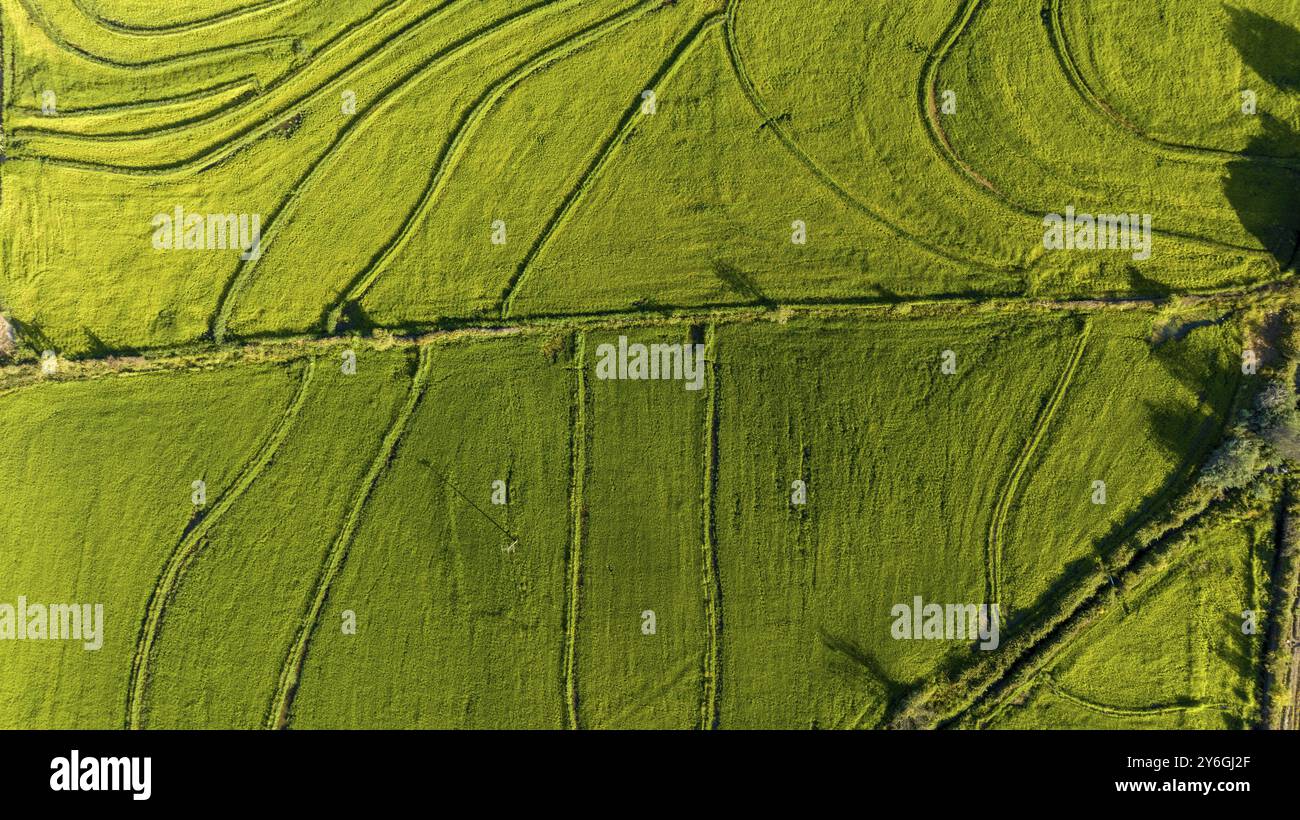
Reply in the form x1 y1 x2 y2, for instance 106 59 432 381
574 327 710 729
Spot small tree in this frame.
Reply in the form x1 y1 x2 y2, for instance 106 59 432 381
1200 436 1270 492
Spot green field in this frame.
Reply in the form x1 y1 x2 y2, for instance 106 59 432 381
2 0 1298 730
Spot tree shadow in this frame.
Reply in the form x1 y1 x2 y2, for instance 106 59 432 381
329 299 375 336
6 316 55 356
817 629 910 720
710 259 774 307
82 327 138 359
1004 331 1237 632
1223 8 1300 269
1227 8 1300 94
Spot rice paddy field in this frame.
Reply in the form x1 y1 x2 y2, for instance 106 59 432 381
1 0 1298 730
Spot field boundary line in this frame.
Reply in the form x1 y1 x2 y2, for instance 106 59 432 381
985 317 1091 612
124 357 317 729
9 0 433 174
6 277 1294 396
265 344 434 729
699 322 723 729
497 12 724 319
13 0 294 69
7 276 1295 395
69 0 294 37
9 76 259 139
562 331 588 729
722 0 1021 277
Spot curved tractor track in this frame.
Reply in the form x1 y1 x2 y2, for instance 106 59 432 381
212 0 610 341
125 358 317 730
325 0 671 329
497 13 726 319
7 0 432 172
984 318 1091 614
68 0 296 37
14 0 295 69
722 0 1026 279
917 0 1281 262
265 345 434 729
1046 0 1300 169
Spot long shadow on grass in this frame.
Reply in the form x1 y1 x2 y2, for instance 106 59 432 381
818 630 909 724
1224 9 1300 270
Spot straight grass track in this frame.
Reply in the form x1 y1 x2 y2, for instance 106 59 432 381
562 331 588 729
699 323 722 729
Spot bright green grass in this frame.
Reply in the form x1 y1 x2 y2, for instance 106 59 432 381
140 350 412 728
0 311 1265 728
289 336 573 728
1063 0 1300 158
0 0 1291 731
359 4 727 327
504 20 988 318
0 364 296 728
722 0 1035 275
1000 312 1240 622
5 0 1292 356
937 0 1293 291
574 327 709 729
712 314 1084 728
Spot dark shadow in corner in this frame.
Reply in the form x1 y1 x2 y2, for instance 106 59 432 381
329 300 375 336
6 316 54 356
1224 8 1300 270
710 259 774 307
